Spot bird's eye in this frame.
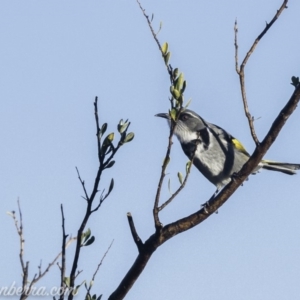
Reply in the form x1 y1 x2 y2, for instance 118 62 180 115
180 114 189 121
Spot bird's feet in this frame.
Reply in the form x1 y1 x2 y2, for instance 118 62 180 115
201 201 209 214
201 190 219 214
231 172 240 181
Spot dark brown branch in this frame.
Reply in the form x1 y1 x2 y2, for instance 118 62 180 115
109 2 295 300
235 0 288 145
127 213 144 252
108 240 156 300
109 84 300 300
163 83 300 239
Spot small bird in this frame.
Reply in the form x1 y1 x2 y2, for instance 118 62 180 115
156 109 300 198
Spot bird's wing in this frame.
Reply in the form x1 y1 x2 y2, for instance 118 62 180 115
208 122 250 157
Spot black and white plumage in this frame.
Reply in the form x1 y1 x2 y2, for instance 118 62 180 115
156 109 300 195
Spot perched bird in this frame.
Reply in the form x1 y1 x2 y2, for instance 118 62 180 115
156 109 300 198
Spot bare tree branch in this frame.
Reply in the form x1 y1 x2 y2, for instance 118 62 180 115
94 96 103 164
235 0 288 145
108 1 298 299
9 200 76 300
135 1 190 229
68 97 131 300
108 78 300 300
76 167 89 201
85 240 114 299
59 204 67 300
127 213 144 252
136 0 174 80
153 122 175 229
158 139 198 212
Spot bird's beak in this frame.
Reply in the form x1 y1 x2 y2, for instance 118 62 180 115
155 113 170 119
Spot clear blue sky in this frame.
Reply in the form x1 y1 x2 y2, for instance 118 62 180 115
1 1 300 299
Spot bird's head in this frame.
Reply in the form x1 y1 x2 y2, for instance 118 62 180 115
155 109 206 143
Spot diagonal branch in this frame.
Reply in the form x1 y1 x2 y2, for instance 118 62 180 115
85 240 114 298
136 0 162 53
108 1 298 299
158 138 198 212
108 83 300 300
136 0 173 80
127 213 144 252
234 0 288 145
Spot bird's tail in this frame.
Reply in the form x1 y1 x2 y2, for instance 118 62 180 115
261 160 300 175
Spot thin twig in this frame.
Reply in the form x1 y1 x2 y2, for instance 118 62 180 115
158 139 198 211
234 20 239 74
76 167 90 201
16 200 26 271
136 0 189 229
153 121 176 229
86 240 114 297
94 97 102 164
127 213 144 252
234 0 288 145
136 0 173 78
28 237 77 291
235 19 259 145
13 200 29 299
90 190 105 213
68 98 125 299
136 0 162 53
9 201 76 300
59 204 67 300
75 270 83 279
240 0 288 70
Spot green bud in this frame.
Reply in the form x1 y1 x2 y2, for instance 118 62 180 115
173 68 179 78
164 52 171 65
161 42 168 55
170 108 177 121
177 172 183 184
124 132 134 143
175 73 184 91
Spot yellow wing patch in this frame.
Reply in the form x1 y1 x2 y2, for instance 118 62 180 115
231 138 250 156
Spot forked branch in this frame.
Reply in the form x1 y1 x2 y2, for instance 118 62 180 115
234 0 288 145
108 1 298 300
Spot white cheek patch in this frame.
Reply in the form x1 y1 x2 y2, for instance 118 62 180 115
174 127 199 144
